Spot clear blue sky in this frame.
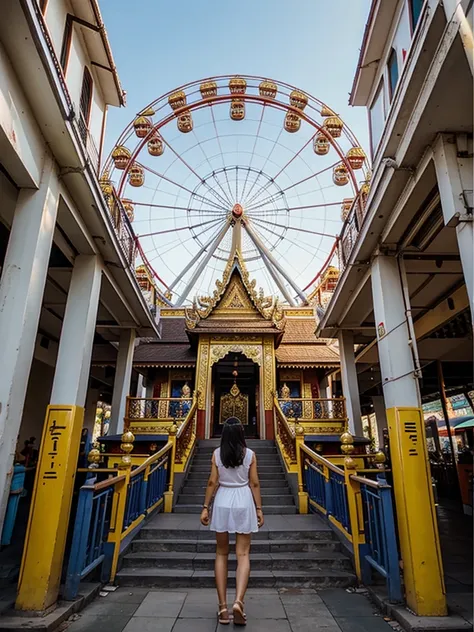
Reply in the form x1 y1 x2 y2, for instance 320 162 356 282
101 0 371 155
99 0 373 301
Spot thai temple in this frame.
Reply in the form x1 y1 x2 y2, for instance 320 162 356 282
0 0 472 629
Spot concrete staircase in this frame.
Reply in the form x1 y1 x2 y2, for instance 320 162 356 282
175 439 297 514
116 440 356 589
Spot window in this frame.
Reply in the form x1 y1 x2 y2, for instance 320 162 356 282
369 82 385 155
387 48 399 99
409 0 424 31
79 68 93 142
59 15 73 71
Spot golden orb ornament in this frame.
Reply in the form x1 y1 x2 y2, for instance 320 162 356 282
374 451 387 464
344 456 357 470
87 447 101 469
340 431 354 445
295 424 304 436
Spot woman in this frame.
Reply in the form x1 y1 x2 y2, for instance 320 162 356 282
200 417 264 626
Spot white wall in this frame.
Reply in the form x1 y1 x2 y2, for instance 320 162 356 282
0 40 45 187
43 0 105 154
0 171 19 229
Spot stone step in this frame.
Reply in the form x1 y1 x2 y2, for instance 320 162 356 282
138 527 335 542
122 551 352 572
132 538 342 554
180 484 292 495
177 494 295 506
116 568 355 589
173 504 297 514
197 447 278 455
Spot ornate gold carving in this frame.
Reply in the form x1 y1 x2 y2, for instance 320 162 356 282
197 338 210 409
184 251 286 331
279 369 302 381
220 384 249 425
161 309 185 317
159 382 169 418
303 383 312 419
263 338 275 410
210 344 262 366
284 309 314 317
211 335 262 343
170 369 193 382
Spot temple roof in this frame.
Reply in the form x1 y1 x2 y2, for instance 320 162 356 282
276 344 339 368
185 252 286 335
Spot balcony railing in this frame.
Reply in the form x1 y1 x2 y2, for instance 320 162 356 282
78 114 100 175
126 397 193 422
277 397 347 422
108 192 137 268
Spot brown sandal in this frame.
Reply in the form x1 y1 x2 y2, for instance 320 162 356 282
218 603 230 625
233 600 247 626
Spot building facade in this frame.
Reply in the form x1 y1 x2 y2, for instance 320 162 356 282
0 0 160 610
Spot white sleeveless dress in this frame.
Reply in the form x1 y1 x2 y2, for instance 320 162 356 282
210 448 258 534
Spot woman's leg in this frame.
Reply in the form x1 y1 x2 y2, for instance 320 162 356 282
215 531 230 618
235 533 252 604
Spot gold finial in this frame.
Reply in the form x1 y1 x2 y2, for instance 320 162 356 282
88 442 101 469
374 451 386 465
119 430 135 468
344 456 357 469
168 423 178 436
340 431 355 456
295 424 304 436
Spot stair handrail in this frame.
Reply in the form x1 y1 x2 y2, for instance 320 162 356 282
273 395 297 469
299 440 402 603
174 393 199 465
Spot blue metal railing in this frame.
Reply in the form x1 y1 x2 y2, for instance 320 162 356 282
356 474 402 603
64 475 120 600
65 451 170 600
305 461 351 533
300 444 402 604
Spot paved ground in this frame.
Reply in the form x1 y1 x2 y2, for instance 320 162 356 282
65 587 395 632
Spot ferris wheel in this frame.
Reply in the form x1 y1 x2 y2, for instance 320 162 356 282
102 75 370 307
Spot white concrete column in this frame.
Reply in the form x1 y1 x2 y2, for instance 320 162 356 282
433 134 474 320
371 255 420 408
372 395 388 450
442 0 474 74
337 331 363 436
319 375 333 399
50 255 102 405
0 153 59 531
109 328 136 435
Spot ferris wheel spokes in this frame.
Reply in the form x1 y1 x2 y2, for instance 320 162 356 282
174 219 232 306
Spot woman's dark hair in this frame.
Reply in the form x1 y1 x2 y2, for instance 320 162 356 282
220 417 246 468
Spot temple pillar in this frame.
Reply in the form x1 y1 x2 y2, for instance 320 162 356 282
109 328 137 435
263 337 275 440
337 331 363 436
371 254 446 616
195 336 210 439
17 255 102 612
0 153 59 534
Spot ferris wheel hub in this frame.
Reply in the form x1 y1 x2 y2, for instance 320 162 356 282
232 203 244 219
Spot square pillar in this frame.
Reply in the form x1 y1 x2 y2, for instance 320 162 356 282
17 255 102 612
109 328 137 435
0 153 59 533
337 331 363 436
371 254 446 616
433 134 474 320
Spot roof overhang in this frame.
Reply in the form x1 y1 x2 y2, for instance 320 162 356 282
349 0 399 106
69 0 125 106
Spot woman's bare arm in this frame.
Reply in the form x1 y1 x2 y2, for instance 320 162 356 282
201 454 219 525
249 455 264 527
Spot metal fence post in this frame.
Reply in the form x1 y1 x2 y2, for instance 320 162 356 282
379 485 403 603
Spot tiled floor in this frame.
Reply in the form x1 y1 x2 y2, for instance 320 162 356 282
65 588 394 632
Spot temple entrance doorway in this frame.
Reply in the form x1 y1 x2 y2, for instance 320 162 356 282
212 353 259 438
